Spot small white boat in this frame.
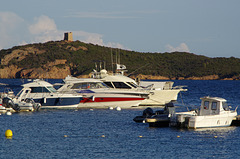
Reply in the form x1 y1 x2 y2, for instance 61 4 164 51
14 98 41 111
170 96 237 129
1 97 41 113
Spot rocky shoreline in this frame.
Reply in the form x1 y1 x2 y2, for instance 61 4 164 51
1 41 240 81
130 74 240 80
0 64 239 80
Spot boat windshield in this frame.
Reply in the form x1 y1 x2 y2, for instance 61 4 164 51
47 86 57 93
30 87 51 93
222 102 229 111
71 82 108 89
104 82 114 88
112 82 131 89
16 89 24 97
127 82 138 88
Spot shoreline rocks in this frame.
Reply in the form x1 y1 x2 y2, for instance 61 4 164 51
0 65 239 80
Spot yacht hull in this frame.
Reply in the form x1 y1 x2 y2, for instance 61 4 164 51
78 96 146 108
188 112 237 129
33 97 82 109
139 90 180 106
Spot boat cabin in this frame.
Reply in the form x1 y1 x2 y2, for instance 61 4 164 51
15 80 57 100
98 74 139 89
69 82 107 89
103 79 138 89
91 68 139 89
58 76 109 92
198 96 230 116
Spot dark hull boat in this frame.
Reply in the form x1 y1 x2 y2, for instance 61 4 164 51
14 80 82 109
133 103 175 127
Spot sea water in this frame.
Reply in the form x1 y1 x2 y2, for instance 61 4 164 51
0 79 240 158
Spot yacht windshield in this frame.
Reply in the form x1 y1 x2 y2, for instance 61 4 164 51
30 87 50 93
16 89 23 97
112 82 131 89
71 82 108 89
101 82 109 88
127 82 138 88
222 102 229 111
47 86 57 93
104 82 114 88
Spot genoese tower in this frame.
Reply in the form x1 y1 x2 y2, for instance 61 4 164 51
64 32 73 41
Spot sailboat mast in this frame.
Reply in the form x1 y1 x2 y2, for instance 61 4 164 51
118 49 120 64
111 49 114 73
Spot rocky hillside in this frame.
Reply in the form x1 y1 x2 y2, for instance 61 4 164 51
0 40 240 80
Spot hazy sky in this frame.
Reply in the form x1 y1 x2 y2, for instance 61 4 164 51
0 0 240 58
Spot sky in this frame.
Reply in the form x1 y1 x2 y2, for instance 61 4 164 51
0 0 240 58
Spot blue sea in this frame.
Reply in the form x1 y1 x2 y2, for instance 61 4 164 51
0 79 240 159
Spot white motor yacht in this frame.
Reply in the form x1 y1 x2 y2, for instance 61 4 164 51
13 80 82 109
91 64 186 106
57 75 148 109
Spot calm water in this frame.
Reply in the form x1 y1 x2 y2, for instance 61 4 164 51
0 79 240 159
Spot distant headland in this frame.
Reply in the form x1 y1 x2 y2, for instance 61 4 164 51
0 38 240 80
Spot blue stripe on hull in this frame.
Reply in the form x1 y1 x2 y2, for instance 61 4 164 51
33 97 82 107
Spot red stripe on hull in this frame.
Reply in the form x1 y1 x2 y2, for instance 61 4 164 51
80 97 145 103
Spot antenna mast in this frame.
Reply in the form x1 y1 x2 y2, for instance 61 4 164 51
111 49 113 73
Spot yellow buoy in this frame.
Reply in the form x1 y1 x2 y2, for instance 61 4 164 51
64 135 68 137
139 135 143 138
5 129 13 138
101 135 105 138
177 135 180 138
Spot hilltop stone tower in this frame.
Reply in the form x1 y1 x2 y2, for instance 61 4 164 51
64 32 73 41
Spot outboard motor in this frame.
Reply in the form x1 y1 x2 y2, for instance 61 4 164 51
142 107 154 117
164 102 175 116
25 98 41 111
33 103 41 111
2 97 20 111
2 97 14 108
133 107 154 123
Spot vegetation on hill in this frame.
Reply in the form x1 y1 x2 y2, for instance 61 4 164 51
0 40 240 79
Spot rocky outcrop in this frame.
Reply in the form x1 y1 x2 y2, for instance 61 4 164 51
222 76 240 80
129 74 240 80
0 65 22 78
43 59 67 67
19 66 71 79
66 45 88 51
77 74 91 78
0 66 238 80
130 74 170 80
0 60 71 79
184 75 220 80
1 47 45 65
